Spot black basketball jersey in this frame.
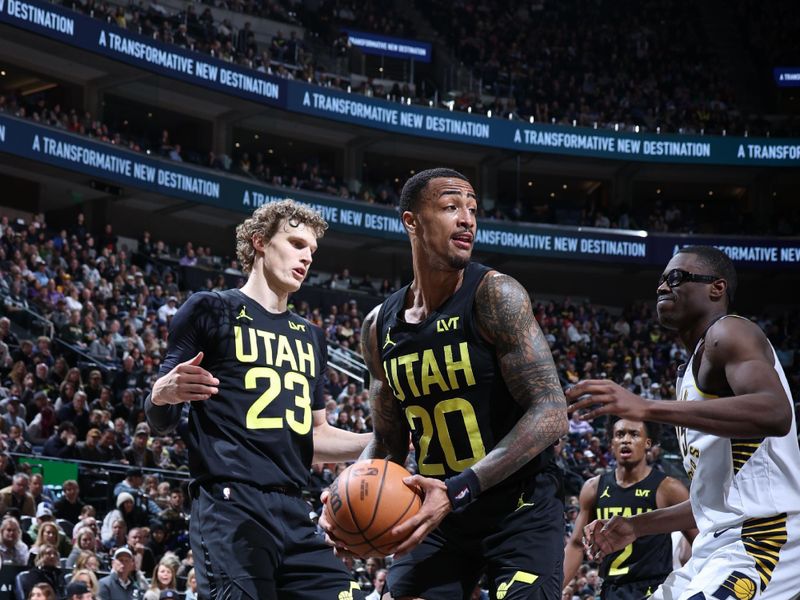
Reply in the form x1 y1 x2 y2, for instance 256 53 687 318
595 468 673 585
158 289 327 489
376 262 551 482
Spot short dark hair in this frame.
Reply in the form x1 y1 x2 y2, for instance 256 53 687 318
608 417 659 443
399 168 469 214
677 245 737 305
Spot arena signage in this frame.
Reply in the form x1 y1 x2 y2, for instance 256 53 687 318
774 68 800 88
343 29 432 63
2 0 800 166
0 0 285 106
2 114 798 269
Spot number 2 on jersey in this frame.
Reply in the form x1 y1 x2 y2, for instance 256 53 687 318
406 397 486 475
244 367 311 434
608 543 633 576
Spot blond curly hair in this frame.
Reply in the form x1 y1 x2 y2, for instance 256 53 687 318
235 199 328 274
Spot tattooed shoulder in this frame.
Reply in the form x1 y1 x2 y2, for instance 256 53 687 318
474 272 535 350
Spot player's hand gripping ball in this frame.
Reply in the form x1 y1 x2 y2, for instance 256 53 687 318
326 459 422 557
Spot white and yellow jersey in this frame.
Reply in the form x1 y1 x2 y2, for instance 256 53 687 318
676 316 800 535
653 315 800 599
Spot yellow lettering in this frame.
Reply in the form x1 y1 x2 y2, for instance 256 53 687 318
275 335 298 371
444 342 475 389
256 330 275 364
420 349 449 395
384 359 405 402
234 326 258 362
397 353 421 398
635 489 651 498
295 340 315 376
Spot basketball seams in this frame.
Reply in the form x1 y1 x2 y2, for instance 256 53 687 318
327 459 423 557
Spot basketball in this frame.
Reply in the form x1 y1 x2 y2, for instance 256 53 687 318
326 458 422 557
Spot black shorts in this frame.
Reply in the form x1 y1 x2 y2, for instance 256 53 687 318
387 469 564 600
600 577 666 600
190 481 365 600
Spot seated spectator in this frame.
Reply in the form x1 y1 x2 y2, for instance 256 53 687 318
28 520 71 562
101 518 127 552
68 569 99 599
97 429 125 463
29 475 53 508
26 503 56 540
41 421 80 459
89 330 117 363
0 473 35 516
0 516 29 565
0 454 12 490
101 492 149 543
53 480 85 524
7 424 32 454
98 547 146 600
16 542 63 599
66 530 98 568
26 405 57 446
128 526 156 576
26 583 56 600
184 568 197 600
2 396 27 432
157 296 179 324
144 559 178 600
124 423 157 468
63 580 92 600
77 428 105 462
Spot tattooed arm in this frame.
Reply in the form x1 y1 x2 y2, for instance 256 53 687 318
388 273 569 557
359 305 410 464
471 271 568 491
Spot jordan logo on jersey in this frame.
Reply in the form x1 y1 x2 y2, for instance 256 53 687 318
600 486 611 499
236 306 253 321
383 327 396 349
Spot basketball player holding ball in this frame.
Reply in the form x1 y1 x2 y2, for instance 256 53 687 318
570 246 800 599
322 168 569 599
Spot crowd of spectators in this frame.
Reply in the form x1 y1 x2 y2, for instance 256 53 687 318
53 0 799 137
0 208 798 597
421 0 798 137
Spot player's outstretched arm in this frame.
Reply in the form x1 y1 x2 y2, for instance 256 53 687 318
146 351 219 434
585 499 696 561
567 318 791 438
311 410 372 464
656 476 697 546
470 272 569 492
563 476 599 589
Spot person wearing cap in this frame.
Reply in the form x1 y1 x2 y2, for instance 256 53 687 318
27 502 56 539
146 200 370 599
2 395 27 432
98 546 146 600
156 296 178 325
101 492 149 543
123 423 157 469
64 579 92 600
113 467 145 497
0 473 36 516
563 419 695 598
